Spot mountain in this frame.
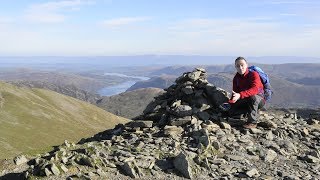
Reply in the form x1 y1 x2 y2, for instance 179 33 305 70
126 75 176 92
9 80 100 104
0 68 109 93
3 68 319 179
96 88 165 119
0 81 129 159
127 64 320 108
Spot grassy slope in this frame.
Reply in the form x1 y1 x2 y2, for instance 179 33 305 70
0 82 129 159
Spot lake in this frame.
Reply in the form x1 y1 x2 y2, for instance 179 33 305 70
97 73 149 96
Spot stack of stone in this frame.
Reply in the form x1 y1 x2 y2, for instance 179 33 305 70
141 68 229 127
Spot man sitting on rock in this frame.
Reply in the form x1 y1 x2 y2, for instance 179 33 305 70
222 56 265 129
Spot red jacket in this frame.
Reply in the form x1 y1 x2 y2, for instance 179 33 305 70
232 68 264 99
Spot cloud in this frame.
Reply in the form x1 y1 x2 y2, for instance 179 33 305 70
0 17 14 24
269 1 312 4
101 17 151 28
255 0 320 21
25 0 95 23
279 13 298 16
160 17 320 56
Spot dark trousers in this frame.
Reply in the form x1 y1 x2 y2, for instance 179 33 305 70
228 95 265 123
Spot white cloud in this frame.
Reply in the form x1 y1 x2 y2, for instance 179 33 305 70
279 13 298 16
2 14 320 56
160 18 320 56
25 0 95 23
256 0 320 21
25 13 66 23
101 17 151 28
28 0 94 11
269 1 311 4
0 16 14 24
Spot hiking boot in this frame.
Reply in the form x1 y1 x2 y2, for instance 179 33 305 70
243 122 257 129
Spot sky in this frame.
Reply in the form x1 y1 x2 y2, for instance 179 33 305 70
0 0 320 57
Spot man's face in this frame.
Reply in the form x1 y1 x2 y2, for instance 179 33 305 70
235 59 248 75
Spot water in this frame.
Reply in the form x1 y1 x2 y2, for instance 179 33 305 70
97 73 149 96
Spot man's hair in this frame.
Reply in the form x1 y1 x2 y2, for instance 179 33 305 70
235 56 247 63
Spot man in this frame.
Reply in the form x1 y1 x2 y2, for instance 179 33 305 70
228 56 265 129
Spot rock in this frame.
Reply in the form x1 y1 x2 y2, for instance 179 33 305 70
64 140 71 148
310 113 320 120
61 157 68 164
121 161 139 178
279 140 298 153
301 128 309 136
265 131 274 140
246 168 259 177
304 155 320 163
205 85 229 106
60 164 68 173
220 122 231 130
170 116 192 126
224 154 244 161
187 70 202 82
258 120 277 129
80 157 94 167
250 128 263 134
173 152 194 179
182 86 194 95
171 100 182 108
197 111 211 121
199 104 211 112
309 150 320 158
164 126 184 137
50 163 60 176
212 141 221 150
198 134 210 148
126 121 153 128
171 105 193 117
195 68 206 73
201 123 220 132
155 159 174 171
263 149 277 162
44 168 52 176
13 155 28 165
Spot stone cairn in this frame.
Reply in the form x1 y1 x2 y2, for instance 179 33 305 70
9 68 320 179
140 67 230 127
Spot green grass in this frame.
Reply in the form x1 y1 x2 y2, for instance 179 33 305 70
0 82 130 159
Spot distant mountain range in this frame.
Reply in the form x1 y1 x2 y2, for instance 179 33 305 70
1 56 319 69
0 68 136 93
125 63 320 109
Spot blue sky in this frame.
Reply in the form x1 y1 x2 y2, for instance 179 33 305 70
0 0 320 57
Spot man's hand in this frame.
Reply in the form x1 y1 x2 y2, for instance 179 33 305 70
231 91 240 102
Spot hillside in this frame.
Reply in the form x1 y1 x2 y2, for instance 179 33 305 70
126 75 176 92
0 81 129 159
97 88 165 119
0 68 108 93
9 80 100 104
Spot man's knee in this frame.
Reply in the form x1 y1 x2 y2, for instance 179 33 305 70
249 95 265 108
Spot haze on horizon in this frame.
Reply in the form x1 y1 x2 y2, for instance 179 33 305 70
1 0 320 61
